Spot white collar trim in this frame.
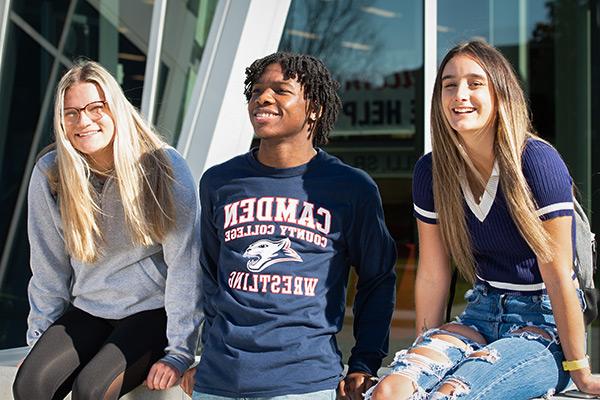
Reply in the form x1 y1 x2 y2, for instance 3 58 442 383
460 160 499 222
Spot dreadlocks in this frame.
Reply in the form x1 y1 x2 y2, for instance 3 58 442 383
244 52 342 145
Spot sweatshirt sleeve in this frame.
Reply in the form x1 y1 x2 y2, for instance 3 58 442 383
26 162 72 346
346 179 397 376
158 150 203 375
198 170 220 345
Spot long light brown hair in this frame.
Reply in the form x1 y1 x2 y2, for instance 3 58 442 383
430 40 553 282
50 60 175 263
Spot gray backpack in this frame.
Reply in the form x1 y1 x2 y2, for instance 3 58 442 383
573 198 598 325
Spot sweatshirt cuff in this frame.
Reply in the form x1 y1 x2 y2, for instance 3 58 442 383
347 354 382 377
26 329 44 348
160 353 194 376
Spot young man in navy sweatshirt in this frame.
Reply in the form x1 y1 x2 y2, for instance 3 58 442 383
188 52 397 400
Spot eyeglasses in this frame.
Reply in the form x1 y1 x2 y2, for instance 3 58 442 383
63 100 108 126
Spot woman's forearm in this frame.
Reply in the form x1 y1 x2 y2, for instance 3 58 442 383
544 272 588 385
415 265 451 335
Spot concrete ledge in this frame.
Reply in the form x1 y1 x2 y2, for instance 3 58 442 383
1 347 596 399
0 347 189 400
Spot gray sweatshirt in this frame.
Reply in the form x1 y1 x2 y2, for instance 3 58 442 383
26 147 202 374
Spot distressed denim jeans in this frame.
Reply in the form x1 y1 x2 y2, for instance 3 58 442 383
368 284 585 400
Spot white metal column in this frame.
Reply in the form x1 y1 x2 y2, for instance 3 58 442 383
0 0 13 81
423 0 437 153
518 0 528 90
176 0 291 182
140 0 167 121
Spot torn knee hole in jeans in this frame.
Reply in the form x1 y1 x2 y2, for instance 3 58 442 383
406 335 470 367
418 327 479 348
508 325 556 343
467 348 500 364
363 377 427 400
412 339 458 361
406 384 428 400
413 330 476 361
433 377 471 399
392 351 450 377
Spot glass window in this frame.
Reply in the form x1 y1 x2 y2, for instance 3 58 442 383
280 0 424 364
0 0 156 349
0 25 53 250
11 0 71 47
153 0 218 144
438 0 590 194
0 22 55 349
63 0 155 108
0 0 219 349
0 0 223 348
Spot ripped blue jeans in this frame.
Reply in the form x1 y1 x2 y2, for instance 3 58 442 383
369 284 586 400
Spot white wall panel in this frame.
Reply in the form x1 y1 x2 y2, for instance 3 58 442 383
424 0 436 153
177 0 291 182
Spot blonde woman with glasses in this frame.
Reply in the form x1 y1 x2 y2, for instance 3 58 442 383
12 60 201 400
367 40 599 399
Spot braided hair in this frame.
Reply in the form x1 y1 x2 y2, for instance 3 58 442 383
244 52 341 145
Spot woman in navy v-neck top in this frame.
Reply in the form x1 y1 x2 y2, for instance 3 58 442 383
367 40 599 399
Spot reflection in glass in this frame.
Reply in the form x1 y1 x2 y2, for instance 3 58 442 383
281 0 422 139
437 0 589 150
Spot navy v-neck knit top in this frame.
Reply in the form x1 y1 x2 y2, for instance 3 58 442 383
413 139 574 294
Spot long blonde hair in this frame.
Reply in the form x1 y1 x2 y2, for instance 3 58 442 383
430 40 553 282
50 60 175 263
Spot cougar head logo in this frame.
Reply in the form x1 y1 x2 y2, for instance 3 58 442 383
243 238 302 272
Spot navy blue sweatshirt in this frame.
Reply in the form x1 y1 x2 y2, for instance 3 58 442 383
195 149 397 397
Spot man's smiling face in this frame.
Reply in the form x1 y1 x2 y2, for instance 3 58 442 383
247 63 312 143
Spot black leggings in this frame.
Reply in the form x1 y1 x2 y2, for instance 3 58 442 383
13 306 168 400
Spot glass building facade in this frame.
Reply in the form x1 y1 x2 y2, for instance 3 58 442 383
0 0 218 348
0 0 598 369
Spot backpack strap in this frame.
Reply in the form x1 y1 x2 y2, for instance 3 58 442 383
573 197 598 325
